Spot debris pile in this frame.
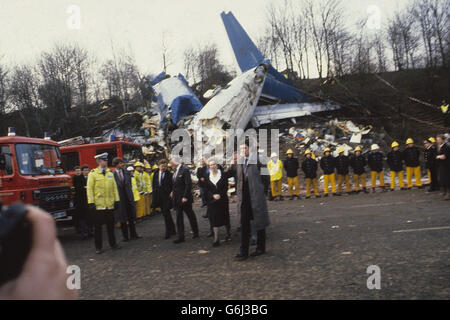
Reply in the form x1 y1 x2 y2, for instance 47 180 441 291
279 118 386 158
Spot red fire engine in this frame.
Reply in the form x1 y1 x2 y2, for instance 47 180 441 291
0 128 72 220
59 139 143 175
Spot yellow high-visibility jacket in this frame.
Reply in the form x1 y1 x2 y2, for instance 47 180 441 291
134 171 146 194
267 159 283 181
131 176 140 202
87 167 120 210
144 171 153 193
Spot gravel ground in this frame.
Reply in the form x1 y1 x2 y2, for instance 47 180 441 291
59 188 450 300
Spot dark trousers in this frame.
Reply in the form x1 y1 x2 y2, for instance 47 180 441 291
240 216 266 255
429 166 439 190
121 218 137 240
93 209 117 250
199 187 207 206
162 206 176 237
120 200 137 240
175 202 199 240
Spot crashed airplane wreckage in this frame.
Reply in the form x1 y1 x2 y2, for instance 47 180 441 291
145 11 340 157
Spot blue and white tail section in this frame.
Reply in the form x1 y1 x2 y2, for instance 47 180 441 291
220 11 309 103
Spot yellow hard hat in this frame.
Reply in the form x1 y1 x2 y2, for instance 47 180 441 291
324 147 331 153
168 163 172 168
152 164 158 170
304 149 311 155
286 149 294 154
406 138 414 144
134 161 144 167
145 163 151 169
354 146 362 152
428 137 436 143
337 147 345 154
391 141 399 148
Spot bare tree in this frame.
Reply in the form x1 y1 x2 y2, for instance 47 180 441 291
9 65 43 137
0 59 8 114
101 45 141 113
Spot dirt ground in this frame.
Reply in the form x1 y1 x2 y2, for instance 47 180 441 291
59 188 449 300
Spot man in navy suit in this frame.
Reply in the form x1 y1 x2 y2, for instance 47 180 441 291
169 156 199 244
112 157 141 241
152 159 176 239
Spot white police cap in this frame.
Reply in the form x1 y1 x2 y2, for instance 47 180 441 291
94 152 108 161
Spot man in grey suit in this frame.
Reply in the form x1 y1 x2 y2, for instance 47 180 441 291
235 142 270 261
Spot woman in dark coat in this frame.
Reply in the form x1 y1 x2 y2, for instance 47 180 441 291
436 135 450 200
204 158 232 247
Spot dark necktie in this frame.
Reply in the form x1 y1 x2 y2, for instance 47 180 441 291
244 158 248 177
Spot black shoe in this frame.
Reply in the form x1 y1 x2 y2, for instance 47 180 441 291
324 194 329 197
164 235 170 240
295 196 300 200
225 234 232 242
174 238 185 244
202 213 208 218
401 187 407 191
235 253 248 261
390 188 395 192
95 249 103 254
250 250 265 257
418 186 425 189
193 233 199 239
305 196 310 199
131 235 143 240
334 193 341 196
111 245 121 250
212 240 220 247
279 196 284 201
122 238 130 242
274 197 279 201
347 192 352 195
289 196 294 200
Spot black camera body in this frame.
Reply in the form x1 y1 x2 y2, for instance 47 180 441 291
0 202 32 286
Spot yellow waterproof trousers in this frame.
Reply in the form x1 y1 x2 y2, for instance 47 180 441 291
323 173 336 195
371 171 385 188
287 177 300 196
271 180 282 197
136 196 145 219
406 166 422 188
353 173 366 191
337 174 351 193
144 194 152 216
390 171 404 189
305 178 319 197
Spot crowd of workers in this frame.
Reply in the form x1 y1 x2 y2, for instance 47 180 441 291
71 134 449 259
264 135 450 201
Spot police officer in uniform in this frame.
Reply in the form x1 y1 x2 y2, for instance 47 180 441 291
87 153 121 254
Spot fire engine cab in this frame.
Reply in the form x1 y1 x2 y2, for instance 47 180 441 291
0 128 72 220
59 138 143 175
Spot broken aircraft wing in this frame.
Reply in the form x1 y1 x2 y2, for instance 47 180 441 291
251 102 341 127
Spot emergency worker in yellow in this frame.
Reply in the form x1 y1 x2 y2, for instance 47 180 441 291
267 152 284 201
87 152 120 254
